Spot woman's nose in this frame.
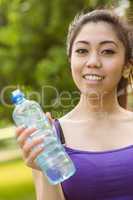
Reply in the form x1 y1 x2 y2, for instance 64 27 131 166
85 53 101 68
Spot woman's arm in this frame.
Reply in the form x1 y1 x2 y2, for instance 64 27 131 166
32 169 66 200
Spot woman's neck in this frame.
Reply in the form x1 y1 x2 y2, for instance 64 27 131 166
73 89 125 120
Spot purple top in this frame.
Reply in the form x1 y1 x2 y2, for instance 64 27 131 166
54 119 133 200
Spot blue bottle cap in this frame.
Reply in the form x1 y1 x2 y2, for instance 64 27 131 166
11 89 25 104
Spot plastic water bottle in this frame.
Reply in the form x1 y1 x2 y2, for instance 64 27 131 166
11 89 76 185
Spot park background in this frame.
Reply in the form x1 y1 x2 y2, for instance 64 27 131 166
0 0 133 199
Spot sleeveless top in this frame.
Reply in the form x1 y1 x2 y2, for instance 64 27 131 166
53 119 133 200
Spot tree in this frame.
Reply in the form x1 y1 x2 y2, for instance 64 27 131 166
0 0 132 125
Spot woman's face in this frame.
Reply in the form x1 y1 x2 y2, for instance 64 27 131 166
70 22 126 96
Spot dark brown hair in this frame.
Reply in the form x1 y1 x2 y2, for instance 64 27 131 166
66 9 133 108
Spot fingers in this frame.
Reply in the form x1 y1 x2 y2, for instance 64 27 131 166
16 128 45 169
16 127 37 147
24 145 44 168
23 137 44 158
15 111 53 170
16 126 26 137
46 112 54 125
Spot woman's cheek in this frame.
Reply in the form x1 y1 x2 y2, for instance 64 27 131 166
71 68 81 84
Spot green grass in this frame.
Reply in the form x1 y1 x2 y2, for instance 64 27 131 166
0 126 36 200
0 159 36 200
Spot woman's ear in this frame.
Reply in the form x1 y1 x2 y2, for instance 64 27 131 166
122 67 131 79
122 61 132 79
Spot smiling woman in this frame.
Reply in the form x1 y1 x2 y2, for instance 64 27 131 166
15 8 133 200
71 22 126 101
67 9 133 109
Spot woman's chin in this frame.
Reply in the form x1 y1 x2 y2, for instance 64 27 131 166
80 87 105 97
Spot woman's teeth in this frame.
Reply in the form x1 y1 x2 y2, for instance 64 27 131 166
83 74 104 81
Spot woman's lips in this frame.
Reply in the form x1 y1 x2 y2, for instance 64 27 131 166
82 74 105 82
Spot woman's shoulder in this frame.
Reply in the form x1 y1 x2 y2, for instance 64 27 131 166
57 108 81 136
58 108 133 121
58 108 77 122
117 109 133 121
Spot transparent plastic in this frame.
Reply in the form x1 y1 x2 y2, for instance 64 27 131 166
11 89 76 185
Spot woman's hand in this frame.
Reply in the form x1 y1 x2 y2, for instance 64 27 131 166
15 112 54 170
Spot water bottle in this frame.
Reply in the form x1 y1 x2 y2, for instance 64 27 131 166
11 89 76 185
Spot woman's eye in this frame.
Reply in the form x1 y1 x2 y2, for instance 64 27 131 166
101 49 116 55
75 49 88 54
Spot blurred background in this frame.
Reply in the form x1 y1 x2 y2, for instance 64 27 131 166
0 0 133 199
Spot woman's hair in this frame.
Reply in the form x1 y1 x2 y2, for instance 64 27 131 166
67 9 133 109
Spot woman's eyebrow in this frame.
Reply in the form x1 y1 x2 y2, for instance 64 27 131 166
75 41 89 45
75 40 118 47
100 40 118 47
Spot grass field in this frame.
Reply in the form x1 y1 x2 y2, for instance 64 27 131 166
0 126 36 200
0 158 35 200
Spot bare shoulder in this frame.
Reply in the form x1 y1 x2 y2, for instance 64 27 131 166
58 108 77 122
57 108 133 148
58 109 79 134
58 112 74 127
119 109 133 121
117 109 133 133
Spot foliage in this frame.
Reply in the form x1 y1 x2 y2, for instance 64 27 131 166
0 0 132 126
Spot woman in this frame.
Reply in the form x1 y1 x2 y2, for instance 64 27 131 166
16 9 133 200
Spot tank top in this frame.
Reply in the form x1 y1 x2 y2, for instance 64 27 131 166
53 119 133 200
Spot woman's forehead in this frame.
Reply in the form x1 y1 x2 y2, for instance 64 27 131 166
73 22 121 46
